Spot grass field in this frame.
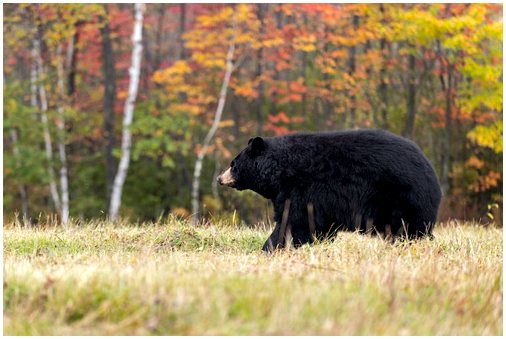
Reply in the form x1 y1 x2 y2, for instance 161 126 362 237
3 218 503 335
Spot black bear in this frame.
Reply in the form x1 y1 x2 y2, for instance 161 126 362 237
217 129 441 252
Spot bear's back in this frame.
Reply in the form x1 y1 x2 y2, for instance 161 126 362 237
269 129 439 191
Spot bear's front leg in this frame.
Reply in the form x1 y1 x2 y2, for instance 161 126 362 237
262 223 282 252
262 197 315 252
261 221 313 252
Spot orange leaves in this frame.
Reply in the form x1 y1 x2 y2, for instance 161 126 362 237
329 50 348 59
277 47 292 61
289 79 307 97
214 136 232 159
270 78 307 104
117 89 128 101
468 171 501 193
269 111 290 124
232 80 258 99
466 156 485 169
253 37 284 49
264 111 305 136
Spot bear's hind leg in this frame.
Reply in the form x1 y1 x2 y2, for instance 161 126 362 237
407 217 435 239
393 212 435 240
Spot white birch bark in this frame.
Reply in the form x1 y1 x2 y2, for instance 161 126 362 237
33 40 61 212
30 56 38 109
108 3 145 220
191 40 236 225
56 44 70 226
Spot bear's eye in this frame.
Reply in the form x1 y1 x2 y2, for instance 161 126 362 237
230 160 236 168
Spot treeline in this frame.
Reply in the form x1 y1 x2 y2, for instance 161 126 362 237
3 4 503 224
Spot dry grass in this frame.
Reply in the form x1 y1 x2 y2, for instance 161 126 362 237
3 218 503 335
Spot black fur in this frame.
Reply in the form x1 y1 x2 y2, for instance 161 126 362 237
221 129 442 252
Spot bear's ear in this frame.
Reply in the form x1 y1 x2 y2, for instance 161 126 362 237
249 136 265 155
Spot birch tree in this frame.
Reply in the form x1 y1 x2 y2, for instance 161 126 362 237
33 39 62 213
8 52 44 222
108 3 145 220
191 38 236 225
56 44 70 226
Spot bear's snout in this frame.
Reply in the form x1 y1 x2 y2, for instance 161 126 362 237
217 167 236 187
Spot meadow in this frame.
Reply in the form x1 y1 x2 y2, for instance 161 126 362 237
3 218 503 335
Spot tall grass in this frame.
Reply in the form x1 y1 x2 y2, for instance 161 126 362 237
3 219 502 335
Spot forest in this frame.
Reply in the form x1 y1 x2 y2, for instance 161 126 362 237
3 3 503 225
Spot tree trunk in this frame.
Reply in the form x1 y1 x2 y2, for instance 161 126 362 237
109 3 145 220
211 152 221 203
403 53 416 138
66 24 79 98
436 36 453 197
347 14 359 128
33 39 61 213
10 129 29 221
154 4 166 68
231 95 241 142
255 3 265 136
179 3 186 60
30 49 39 119
378 4 389 129
99 5 117 202
56 44 70 226
441 65 453 196
191 39 236 225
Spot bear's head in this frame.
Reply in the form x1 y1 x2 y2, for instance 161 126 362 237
217 136 280 199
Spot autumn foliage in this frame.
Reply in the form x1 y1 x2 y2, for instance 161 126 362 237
3 4 503 224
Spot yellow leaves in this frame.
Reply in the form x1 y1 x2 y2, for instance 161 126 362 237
152 61 212 118
443 33 476 54
151 71 164 85
218 119 235 128
293 34 317 52
170 60 193 75
467 120 503 154
259 37 284 49
476 20 502 44
463 59 501 84
171 103 202 116
315 56 337 75
153 61 192 85
235 31 255 45
192 51 226 69
186 29 235 50
5 98 18 114
236 4 255 23
197 7 234 27
467 4 487 23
